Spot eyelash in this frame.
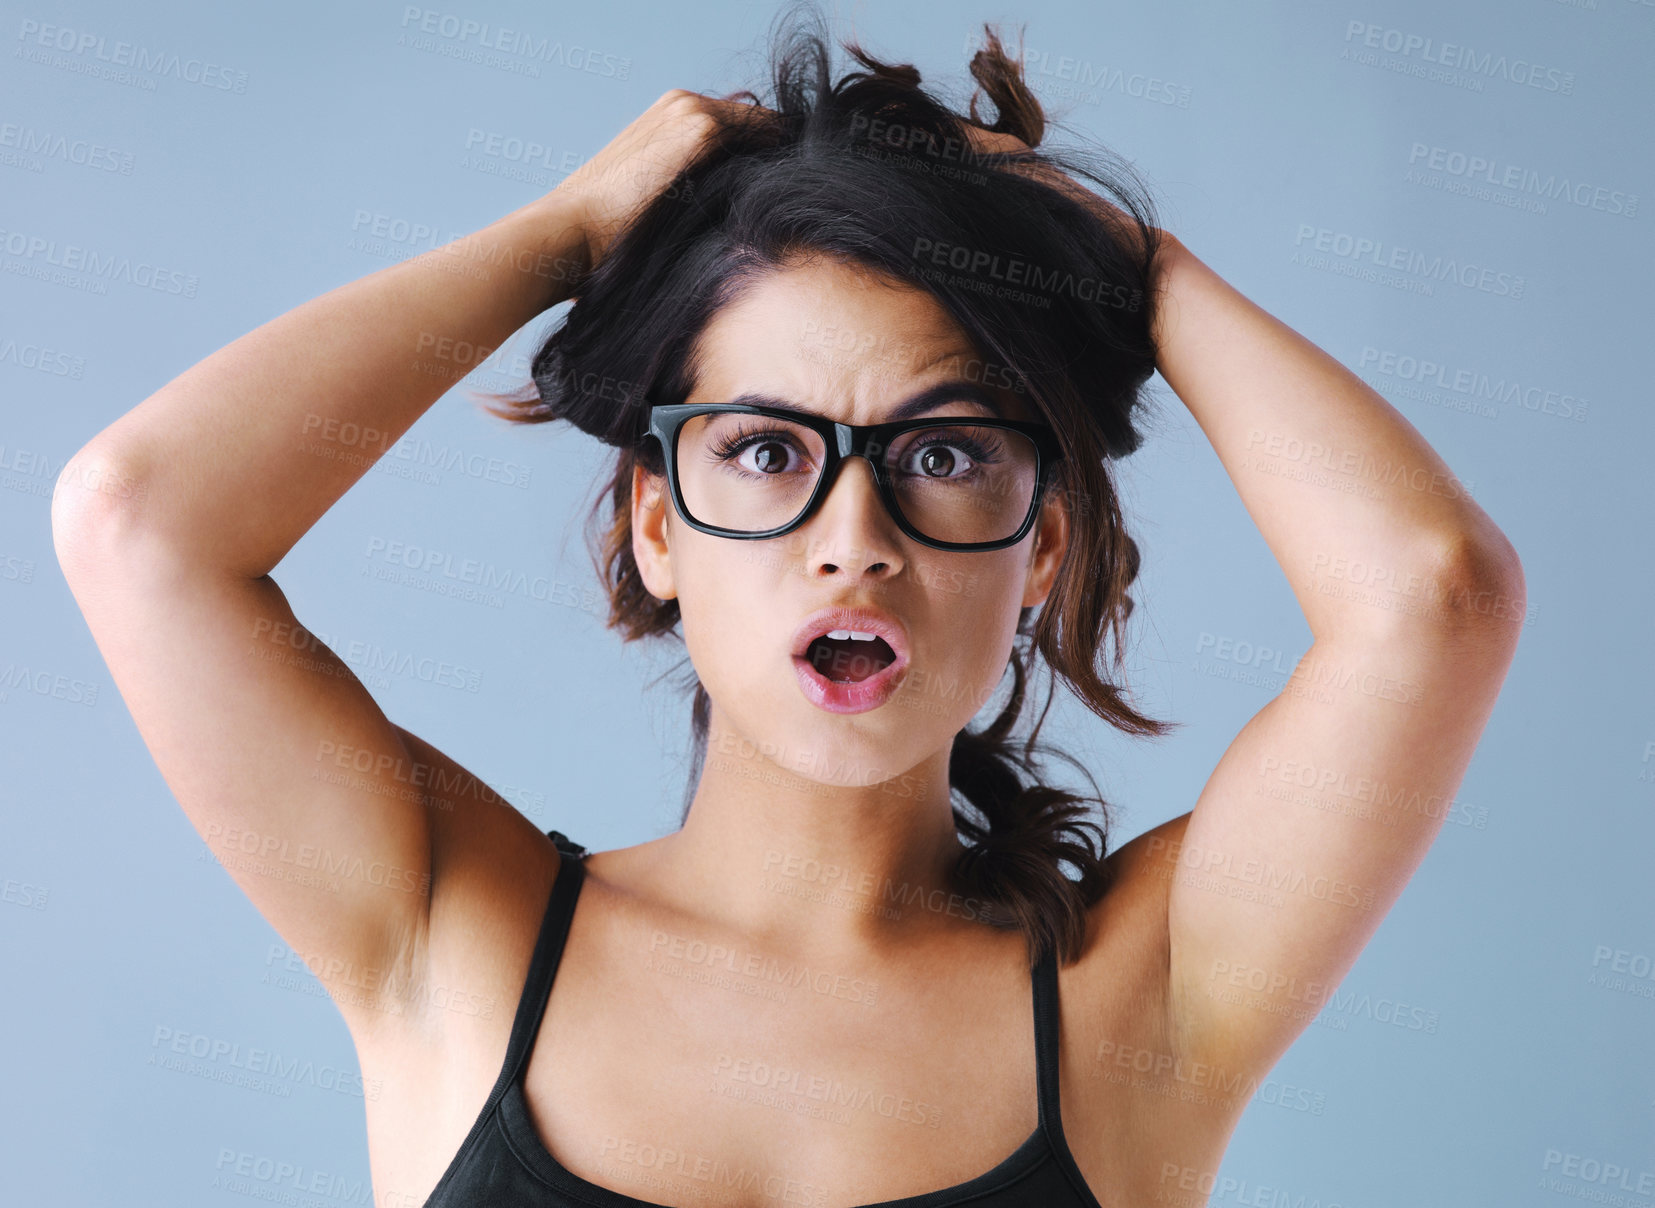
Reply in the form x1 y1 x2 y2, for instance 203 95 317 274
706 425 1003 467
707 423 805 463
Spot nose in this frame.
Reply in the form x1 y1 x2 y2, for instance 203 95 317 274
795 455 905 579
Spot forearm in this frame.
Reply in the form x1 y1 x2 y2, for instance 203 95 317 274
59 189 588 579
1148 233 1521 638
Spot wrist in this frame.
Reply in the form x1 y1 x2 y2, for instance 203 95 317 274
481 189 594 306
1147 229 1189 356
537 181 597 266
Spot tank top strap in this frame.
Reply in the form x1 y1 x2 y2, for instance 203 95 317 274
480 832 588 1112
1031 944 1064 1130
1032 941 1101 1200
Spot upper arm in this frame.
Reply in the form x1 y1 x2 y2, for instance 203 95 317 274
1161 538 1524 1073
53 453 444 1038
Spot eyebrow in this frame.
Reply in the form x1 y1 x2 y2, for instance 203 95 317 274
721 380 1006 423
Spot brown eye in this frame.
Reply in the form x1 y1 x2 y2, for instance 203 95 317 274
748 441 792 473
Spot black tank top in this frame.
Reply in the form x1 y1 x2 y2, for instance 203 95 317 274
420 830 1103 1207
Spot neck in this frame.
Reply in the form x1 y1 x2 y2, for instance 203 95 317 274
636 702 979 954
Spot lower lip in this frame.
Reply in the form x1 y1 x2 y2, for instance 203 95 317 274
792 651 907 714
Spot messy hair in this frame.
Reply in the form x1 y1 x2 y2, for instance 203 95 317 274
487 1 1175 966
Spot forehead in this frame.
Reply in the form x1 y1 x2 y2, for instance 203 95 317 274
686 256 1024 423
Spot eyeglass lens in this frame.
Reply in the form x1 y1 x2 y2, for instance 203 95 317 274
674 413 1039 544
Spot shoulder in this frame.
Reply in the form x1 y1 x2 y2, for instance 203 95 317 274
1103 810 1192 913
1083 809 1193 952
1056 811 1192 1019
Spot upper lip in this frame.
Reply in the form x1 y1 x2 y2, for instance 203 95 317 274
790 604 911 666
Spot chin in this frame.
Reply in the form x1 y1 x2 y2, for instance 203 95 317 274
782 692 949 790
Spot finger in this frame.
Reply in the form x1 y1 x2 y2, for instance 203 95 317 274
707 92 776 128
959 123 1028 154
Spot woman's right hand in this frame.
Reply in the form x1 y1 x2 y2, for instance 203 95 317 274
557 89 768 274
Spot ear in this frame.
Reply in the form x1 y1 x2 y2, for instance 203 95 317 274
631 461 678 601
1021 484 1070 609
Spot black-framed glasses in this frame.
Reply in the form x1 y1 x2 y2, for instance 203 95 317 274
645 403 1066 552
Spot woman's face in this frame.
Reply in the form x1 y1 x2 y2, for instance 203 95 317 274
632 256 1069 788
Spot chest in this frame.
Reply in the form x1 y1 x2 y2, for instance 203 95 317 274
513 907 1049 1206
357 875 1236 1208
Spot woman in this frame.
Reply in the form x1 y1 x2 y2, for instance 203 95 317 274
51 9 1524 1208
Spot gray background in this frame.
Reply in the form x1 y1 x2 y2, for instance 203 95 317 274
2 0 1651 1203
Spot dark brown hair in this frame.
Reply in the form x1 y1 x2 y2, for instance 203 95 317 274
486 1 1176 966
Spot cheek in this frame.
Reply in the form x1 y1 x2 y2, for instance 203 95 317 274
671 537 784 696
908 554 1027 717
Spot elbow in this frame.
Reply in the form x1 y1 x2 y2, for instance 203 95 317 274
1423 521 1528 643
50 444 153 581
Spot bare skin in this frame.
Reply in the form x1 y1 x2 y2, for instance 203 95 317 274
52 90 1524 1207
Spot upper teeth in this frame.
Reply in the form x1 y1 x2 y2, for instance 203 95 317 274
826 629 878 641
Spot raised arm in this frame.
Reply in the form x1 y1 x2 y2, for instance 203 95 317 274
48 189 587 1032
1144 232 1525 1072
955 123 1519 1071
49 89 735 1036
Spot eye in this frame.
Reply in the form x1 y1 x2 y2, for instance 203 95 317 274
707 425 814 476
895 430 999 480
739 439 797 475
907 443 972 478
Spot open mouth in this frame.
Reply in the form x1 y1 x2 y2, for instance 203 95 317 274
790 613 910 714
804 629 898 683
